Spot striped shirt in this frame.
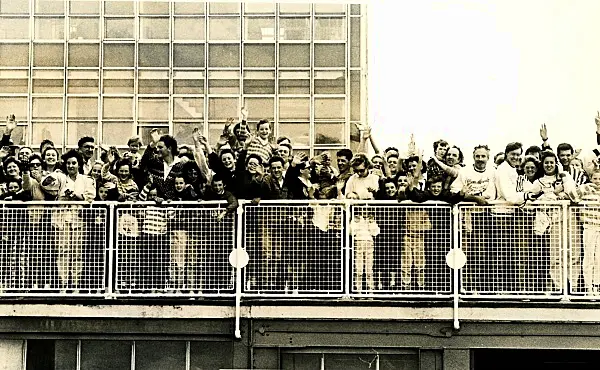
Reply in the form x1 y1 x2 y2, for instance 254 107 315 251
142 207 168 235
245 136 275 165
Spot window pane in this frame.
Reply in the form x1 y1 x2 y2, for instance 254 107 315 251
351 4 361 15
244 44 274 68
0 18 29 39
139 126 168 146
315 122 345 145
0 44 29 66
243 71 274 94
244 97 274 121
135 341 186 370
138 43 169 67
279 17 310 41
189 342 233 370
209 17 240 40
315 3 346 14
278 123 309 147
67 121 97 145
32 122 62 145
32 70 64 93
105 1 133 15
103 97 133 119
33 97 63 119
1 0 29 14
350 71 361 121
173 71 204 94
315 17 346 40
103 70 133 93
68 97 98 119
174 2 205 15
278 71 309 94
80 341 131 370
208 71 239 94
70 1 100 15
34 17 64 39
207 122 225 146
35 0 63 14
27 340 78 370
105 18 134 39
315 98 345 120
173 44 205 68
279 44 309 68
138 70 169 94
245 17 274 41
209 2 239 14
279 3 310 14
173 122 201 146
281 353 322 369
138 98 168 120
351 17 361 67
0 70 28 93
140 17 169 39
208 44 239 68
68 70 99 93
0 97 27 120
314 71 345 94
174 17 205 40
68 44 99 67
33 43 64 67
174 97 204 119
139 1 169 15
279 98 309 120
247 2 275 13
103 43 134 67
208 97 238 120
314 44 345 67
102 122 133 145
70 17 99 39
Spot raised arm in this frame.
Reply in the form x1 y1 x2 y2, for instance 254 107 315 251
192 129 212 183
431 155 459 178
1 114 16 148
540 123 552 151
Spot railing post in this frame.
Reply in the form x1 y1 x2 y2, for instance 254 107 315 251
452 205 460 330
235 203 245 339
562 202 570 301
106 203 116 299
343 201 352 298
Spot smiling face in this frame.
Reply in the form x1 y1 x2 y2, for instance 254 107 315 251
506 148 522 168
522 160 538 181
542 155 556 176
445 148 460 166
246 158 261 174
429 181 443 196
270 161 284 180
5 162 19 177
473 148 489 170
117 164 131 181
174 176 186 192
257 121 271 140
591 172 600 186
80 141 95 160
384 182 397 198
66 157 79 176
128 142 140 154
558 149 573 168
44 149 58 166
387 157 399 174
337 156 350 173
18 147 32 162
435 143 449 160
221 153 235 170
7 181 20 193
98 186 109 200
156 141 171 160
90 164 102 180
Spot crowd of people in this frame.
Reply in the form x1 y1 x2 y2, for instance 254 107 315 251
1 108 600 295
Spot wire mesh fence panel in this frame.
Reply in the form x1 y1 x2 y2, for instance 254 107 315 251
242 203 344 295
458 204 564 296
350 203 452 295
115 203 236 296
569 204 600 297
0 204 107 295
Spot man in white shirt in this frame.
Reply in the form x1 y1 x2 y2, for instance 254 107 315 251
344 154 379 200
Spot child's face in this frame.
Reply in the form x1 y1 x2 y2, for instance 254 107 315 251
570 159 583 170
212 180 224 194
429 181 443 196
257 122 271 139
7 182 20 193
384 182 397 198
90 164 102 180
117 165 130 181
397 176 409 190
174 177 186 192
148 189 158 200
221 153 235 170
98 186 109 200
128 142 140 153
591 173 600 186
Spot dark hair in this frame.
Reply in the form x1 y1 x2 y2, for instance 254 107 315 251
178 152 195 162
276 136 291 145
473 144 490 153
525 145 542 156
245 153 263 166
336 148 353 161
212 172 225 183
384 147 399 155
61 149 85 174
2 157 21 176
6 178 22 188
158 134 178 156
539 150 559 176
520 155 541 177
219 148 235 160
504 142 523 155
41 146 60 170
256 119 270 131
350 153 370 168
382 177 397 186
433 140 449 151
77 136 95 148
405 155 420 165
28 153 42 164
386 153 399 161
556 143 574 154
115 158 132 176
278 142 292 153
268 156 285 167
178 145 192 153
39 139 54 153
427 175 444 186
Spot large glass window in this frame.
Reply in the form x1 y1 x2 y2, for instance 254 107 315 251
32 70 64 94
243 71 275 94
174 97 204 120
139 70 169 94
174 17 205 40
244 44 275 68
0 0 29 14
103 70 134 94
139 1 169 15
208 97 238 120
208 71 240 94
35 0 64 15
0 70 28 93
140 17 169 39
70 17 100 40
105 18 134 39
103 122 133 145
103 43 134 67
104 1 134 16
135 341 186 370
67 97 98 120
33 97 64 119
174 44 205 68
279 44 310 68
279 17 310 41
138 43 169 67
138 98 169 121
0 44 29 66
34 17 64 39
33 44 64 67
173 71 204 94
103 97 133 119
67 70 99 94
314 44 346 68
70 1 100 15
315 17 346 40
0 97 28 120
68 44 100 67
245 17 275 41
209 44 239 68
0 18 29 39
80 341 131 370
209 17 240 40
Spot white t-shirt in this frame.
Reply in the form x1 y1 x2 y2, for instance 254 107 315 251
450 165 496 199
344 173 380 200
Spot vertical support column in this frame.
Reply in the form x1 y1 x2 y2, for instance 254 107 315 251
106 203 115 299
344 201 352 297
452 205 460 330
561 202 569 301
235 203 245 339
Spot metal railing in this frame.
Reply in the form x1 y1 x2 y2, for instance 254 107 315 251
0 200 599 301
